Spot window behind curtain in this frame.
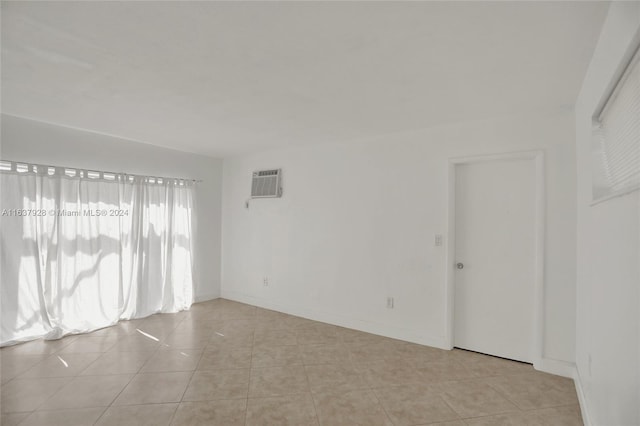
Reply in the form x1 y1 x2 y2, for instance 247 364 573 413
0 164 195 346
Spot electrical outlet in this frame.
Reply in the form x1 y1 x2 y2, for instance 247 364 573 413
387 297 394 309
263 277 269 286
435 234 443 246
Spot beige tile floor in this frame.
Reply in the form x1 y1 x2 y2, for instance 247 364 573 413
0 299 583 426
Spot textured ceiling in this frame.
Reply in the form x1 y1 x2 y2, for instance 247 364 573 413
1 1 609 157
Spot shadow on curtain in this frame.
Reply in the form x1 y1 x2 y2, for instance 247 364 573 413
0 165 195 346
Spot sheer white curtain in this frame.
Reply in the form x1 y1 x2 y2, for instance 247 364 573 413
0 164 195 346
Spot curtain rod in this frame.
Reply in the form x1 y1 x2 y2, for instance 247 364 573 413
0 159 203 183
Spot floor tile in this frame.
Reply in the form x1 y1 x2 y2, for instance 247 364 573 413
249 365 309 397
58 336 117 354
84 324 131 338
173 319 224 335
335 328 382 345
161 332 211 350
486 372 578 409
183 369 250 401
217 306 257 320
80 351 155 375
133 323 179 341
347 340 404 363
304 363 368 392
1 376 72 412
412 359 477 382
40 374 133 410
221 319 259 333
106 321 145 336
373 384 459 425
255 309 290 321
0 338 76 356
463 355 534 378
464 411 546 425
311 323 340 334
113 371 192 405
296 329 339 346
299 344 350 365
253 329 298 347
0 299 582 426
312 389 392 426
0 354 48 383
246 393 318 426
208 330 254 348
95 403 178 426
251 345 302 368
394 343 450 361
20 353 102 378
254 318 292 332
19 407 105 426
108 334 161 352
281 317 318 329
140 349 202 372
197 347 252 370
356 359 422 387
170 399 246 426
532 404 584 426
448 349 498 364
0 412 30 426
439 380 519 418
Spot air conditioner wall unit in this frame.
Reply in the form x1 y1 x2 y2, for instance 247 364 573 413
251 169 282 198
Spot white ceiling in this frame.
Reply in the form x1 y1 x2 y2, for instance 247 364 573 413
1 1 608 158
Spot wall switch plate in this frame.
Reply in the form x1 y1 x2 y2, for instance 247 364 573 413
435 234 443 246
387 297 394 309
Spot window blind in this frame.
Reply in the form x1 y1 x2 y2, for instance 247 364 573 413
592 46 640 202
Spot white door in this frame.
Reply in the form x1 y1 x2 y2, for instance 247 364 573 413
454 158 536 363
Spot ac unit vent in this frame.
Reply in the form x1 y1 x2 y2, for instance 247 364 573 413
251 169 282 198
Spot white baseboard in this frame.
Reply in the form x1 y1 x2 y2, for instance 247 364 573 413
221 290 593 425
573 368 593 426
535 358 592 425
221 290 448 350
535 357 576 378
193 292 220 303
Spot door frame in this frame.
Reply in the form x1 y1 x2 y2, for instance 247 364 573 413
445 150 545 366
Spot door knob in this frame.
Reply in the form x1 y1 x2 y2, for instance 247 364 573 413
456 262 464 269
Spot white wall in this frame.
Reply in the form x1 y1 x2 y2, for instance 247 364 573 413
574 3 640 425
0 114 224 302
222 108 578 367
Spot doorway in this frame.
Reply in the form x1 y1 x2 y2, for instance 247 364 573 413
446 151 544 364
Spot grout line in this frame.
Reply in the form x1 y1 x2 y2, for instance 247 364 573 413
368 387 395 425
19 373 74 413
4 302 580 426
169 345 207 425
437 394 464 423
243 317 257 426
297 345 321 426
482 376 527 412
91 314 187 425
307 388 322 426
93 406 109 425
